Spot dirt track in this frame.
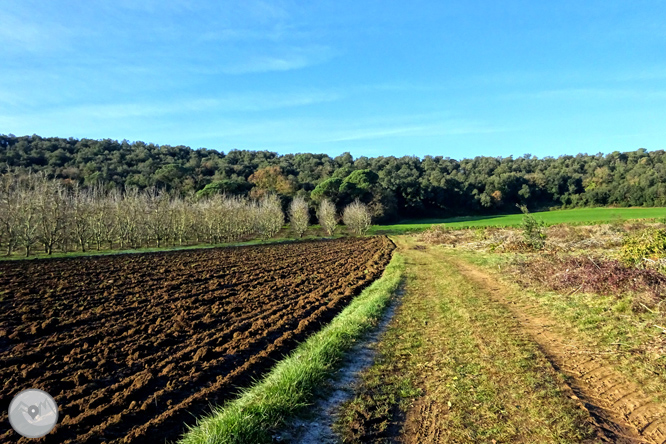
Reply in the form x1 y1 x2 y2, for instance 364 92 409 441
341 239 666 443
0 236 394 443
452 258 666 444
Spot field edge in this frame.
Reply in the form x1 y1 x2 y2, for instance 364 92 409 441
177 249 405 444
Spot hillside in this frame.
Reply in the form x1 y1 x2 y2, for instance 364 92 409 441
2 134 666 221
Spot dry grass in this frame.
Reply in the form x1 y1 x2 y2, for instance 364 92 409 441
336 237 596 443
508 254 666 314
417 221 666 255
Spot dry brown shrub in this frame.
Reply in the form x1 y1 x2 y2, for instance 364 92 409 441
543 224 624 252
509 254 666 313
417 225 474 246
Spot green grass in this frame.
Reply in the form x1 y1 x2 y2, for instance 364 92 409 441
336 237 593 443
369 206 666 235
178 252 404 444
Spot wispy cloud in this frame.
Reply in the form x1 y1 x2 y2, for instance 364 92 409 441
190 114 511 148
220 45 335 74
318 120 508 144
0 90 342 122
505 88 666 101
0 11 71 53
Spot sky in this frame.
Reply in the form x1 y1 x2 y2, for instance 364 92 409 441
1 0 666 159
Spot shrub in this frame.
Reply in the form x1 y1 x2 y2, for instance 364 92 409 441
621 228 666 269
511 255 666 312
517 204 546 250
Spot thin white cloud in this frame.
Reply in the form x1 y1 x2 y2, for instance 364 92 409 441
0 11 71 53
190 115 511 148
0 90 342 123
319 121 508 144
220 45 334 74
507 88 666 101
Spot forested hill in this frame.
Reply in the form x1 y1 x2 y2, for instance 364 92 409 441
2 134 665 221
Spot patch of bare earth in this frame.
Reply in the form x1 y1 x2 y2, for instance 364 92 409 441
451 258 666 444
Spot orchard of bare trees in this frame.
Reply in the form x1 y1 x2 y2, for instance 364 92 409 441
0 173 372 257
0 173 286 257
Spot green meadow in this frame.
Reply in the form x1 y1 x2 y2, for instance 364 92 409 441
370 207 666 235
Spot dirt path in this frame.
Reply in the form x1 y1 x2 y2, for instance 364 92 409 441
450 257 666 444
343 238 603 443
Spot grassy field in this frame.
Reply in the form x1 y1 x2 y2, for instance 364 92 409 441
370 206 666 235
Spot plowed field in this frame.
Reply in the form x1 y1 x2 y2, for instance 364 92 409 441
0 236 395 443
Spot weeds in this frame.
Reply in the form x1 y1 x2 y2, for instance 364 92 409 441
510 254 666 313
621 228 666 270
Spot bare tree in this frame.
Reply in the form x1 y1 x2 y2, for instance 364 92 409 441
0 172 307 256
255 193 284 239
145 188 171 248
15 174 41 256
171 195 193 246
289 196 309 238
116 188 143 249
35 176 69 255
317 198 338 236
70 186 93 252
343 199 372 235
0 172 21 255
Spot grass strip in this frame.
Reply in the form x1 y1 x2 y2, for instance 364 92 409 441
178 252 405 444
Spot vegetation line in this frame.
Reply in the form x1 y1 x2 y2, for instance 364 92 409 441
0 234 344 262
178 251 405 444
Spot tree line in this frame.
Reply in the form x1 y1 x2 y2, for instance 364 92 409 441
0 172 373 257
2 134 666 222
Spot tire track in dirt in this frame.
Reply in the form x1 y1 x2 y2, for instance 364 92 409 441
451 257 666 444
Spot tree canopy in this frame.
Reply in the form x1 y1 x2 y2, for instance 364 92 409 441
2 134 666 222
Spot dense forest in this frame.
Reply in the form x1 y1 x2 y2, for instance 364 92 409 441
2 134 666 222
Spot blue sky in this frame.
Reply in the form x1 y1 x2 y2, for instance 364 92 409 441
2 1 665 158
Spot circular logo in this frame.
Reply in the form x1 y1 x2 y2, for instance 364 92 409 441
8 389 59 438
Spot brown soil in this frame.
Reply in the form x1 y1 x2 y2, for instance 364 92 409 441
0 236 395 444
451 258 666 444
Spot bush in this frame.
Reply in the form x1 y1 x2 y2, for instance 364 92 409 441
517 204 546 250
510 254 666 312
621 228 666 269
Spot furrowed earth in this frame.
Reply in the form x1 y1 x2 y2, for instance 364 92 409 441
0 236 395 443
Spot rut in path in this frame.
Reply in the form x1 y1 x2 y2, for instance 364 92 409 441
451 258 666 444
